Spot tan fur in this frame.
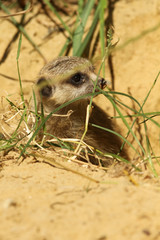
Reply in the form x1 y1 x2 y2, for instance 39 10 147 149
34 56 129 163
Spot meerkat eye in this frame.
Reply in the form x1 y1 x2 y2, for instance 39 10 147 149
71 73 84 85
37 77 53 97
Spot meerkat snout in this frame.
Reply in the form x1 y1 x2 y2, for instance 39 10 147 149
33 56 129 164
99 78 107 89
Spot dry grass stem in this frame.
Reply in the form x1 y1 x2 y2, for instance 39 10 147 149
0 0 33 18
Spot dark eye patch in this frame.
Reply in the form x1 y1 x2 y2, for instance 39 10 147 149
37 77 53 97
70 72 88 86
41 85 52 97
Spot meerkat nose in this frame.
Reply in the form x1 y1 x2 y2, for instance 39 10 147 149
99 78 107 89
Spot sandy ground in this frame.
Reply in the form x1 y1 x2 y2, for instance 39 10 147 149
0 0 160 239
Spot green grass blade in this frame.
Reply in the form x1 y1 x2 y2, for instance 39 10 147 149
111 111 160 127
32 89 39 133
73 0 96 56
59 38 71 56
91 123 139 156
45 133 73 150
16 34 27 123
16 34 25 106
75 4 100 56
104 90 160 127
12 110 27 138
138 72 160 176
102 92 146 156
142 72 160 109
16 32 22 60
77 0 84 15
99 0 107 77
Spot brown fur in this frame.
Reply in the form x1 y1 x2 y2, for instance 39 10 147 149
34 56 129 163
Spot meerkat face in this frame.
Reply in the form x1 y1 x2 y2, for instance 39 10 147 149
36 56 107 109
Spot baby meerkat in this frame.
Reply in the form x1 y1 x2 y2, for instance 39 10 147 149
34 56 128 163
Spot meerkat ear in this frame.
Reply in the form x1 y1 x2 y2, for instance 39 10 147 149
37 77 54 97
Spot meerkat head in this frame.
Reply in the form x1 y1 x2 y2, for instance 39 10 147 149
35 56 107 111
